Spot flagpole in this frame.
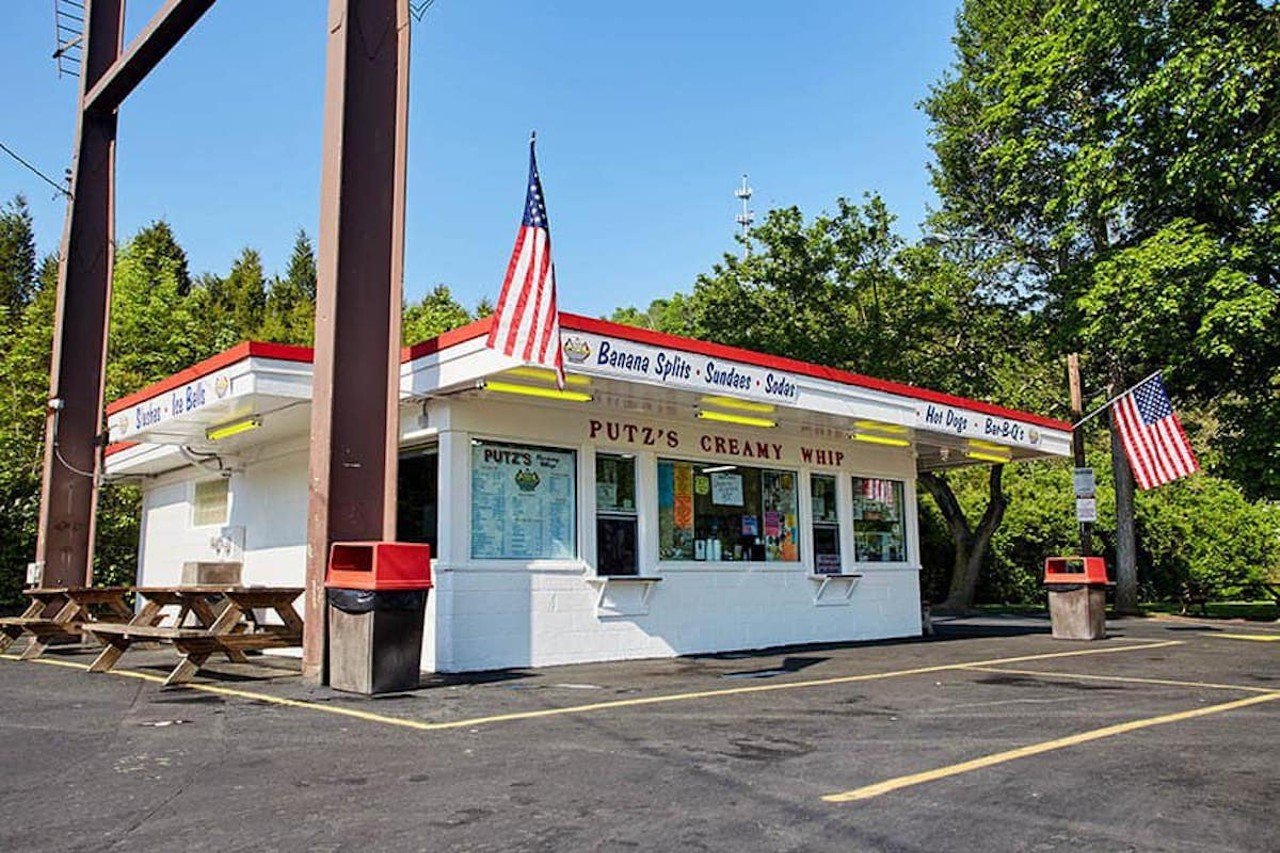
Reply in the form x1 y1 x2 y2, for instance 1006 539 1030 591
1072 369 1163 430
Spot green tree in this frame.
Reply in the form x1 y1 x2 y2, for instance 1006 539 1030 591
222 248 268 339
922 0 1280 610
0 195 38 325
130 219 192 296
402 284 473 344
609 296 692 335
0 255 57 609
660 197 1059 610
106 224 204 400
260 230 317 345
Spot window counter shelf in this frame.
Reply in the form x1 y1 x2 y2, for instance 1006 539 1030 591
584 575 662 617
807 572 863 606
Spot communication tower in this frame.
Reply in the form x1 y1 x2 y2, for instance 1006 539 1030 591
735 174 754 236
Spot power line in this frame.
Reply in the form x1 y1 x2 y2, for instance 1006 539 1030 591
0 141 71 199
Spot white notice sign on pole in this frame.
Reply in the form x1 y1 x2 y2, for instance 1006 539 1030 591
1073 467 1095 498
1076 498 1098 523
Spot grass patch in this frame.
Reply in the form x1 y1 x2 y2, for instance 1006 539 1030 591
971 600 1279 622
1141 600 1278 622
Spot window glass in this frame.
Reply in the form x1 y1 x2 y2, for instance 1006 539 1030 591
811 474 841 574
192 479 229 527
596 454 638 576
397 447 438 553
658 460 799 562
471 441 576 559
851 477 907 562
595 454 636 513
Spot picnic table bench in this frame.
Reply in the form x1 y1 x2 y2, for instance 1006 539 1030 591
0 587 132 660
81 586 304 687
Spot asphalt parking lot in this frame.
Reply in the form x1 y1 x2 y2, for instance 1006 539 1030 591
1 615 1276 852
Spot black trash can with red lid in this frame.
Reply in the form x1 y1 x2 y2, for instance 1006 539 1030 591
325 542 432 694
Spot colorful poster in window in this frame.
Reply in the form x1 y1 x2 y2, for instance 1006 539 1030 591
658 461 695 559
471 442 576 559
761 470 799 562
674 494 694 529
763 511 780 537
674 464 693 497
659 460 800 563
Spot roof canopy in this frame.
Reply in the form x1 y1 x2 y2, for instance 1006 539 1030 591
105 315 1071 477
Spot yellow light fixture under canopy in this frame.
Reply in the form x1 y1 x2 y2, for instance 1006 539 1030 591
968 438 1011 452
696 409 777 429
850 432 911 448
966 450 1013 464
853 419 909 435
483 380 593 403
503 366 591 387
699 395 775 414
206 416 262 442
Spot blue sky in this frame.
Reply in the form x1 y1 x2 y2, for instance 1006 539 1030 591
2 1 959 318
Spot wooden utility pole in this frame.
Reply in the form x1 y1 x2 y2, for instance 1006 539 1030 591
302 0 411 682
1066 353 1093 557
1108 364 1139 613
37 0 215 588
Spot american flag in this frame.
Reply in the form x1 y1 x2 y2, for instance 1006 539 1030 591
1112 374 1199 490
487 134 564 387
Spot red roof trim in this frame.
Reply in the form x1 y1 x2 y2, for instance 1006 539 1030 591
401 316 494 362
104 441 138 458
105 341 314 416
108 315 1069 435
400 313 1069 432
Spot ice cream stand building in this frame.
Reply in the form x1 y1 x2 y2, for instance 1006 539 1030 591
103 314 1072 673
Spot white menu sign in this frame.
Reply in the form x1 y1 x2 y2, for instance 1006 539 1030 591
471 442 576 559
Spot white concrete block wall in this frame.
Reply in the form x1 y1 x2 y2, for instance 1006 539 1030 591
137 480 220 587
429 397 923 673
135 393 924 675
136 446 439 669
231 450 308 588
437 566 919 672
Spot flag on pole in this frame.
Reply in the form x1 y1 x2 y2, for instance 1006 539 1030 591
1112 374 1199 490
487 133 564 388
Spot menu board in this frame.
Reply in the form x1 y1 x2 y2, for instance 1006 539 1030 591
710 472 744 506
471 442 576 559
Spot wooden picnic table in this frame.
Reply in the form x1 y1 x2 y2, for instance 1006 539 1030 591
81 586 305 687
0 587 132 660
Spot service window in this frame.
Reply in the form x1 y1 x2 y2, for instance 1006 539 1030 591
595 453 638 575
658 460 800 562
192 478 229 527
397 446 438 553
470 440 576 560
851 477 907 562
810 473 841 574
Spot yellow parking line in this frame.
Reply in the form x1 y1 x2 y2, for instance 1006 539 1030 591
11 655 445 729
823 692 1280 803
961 665 1280 695
1203 633 1280 643
3 640 1182 732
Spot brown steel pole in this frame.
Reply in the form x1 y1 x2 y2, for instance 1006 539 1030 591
303 0 410 681
36 0 125 589
1067 353 1093 556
